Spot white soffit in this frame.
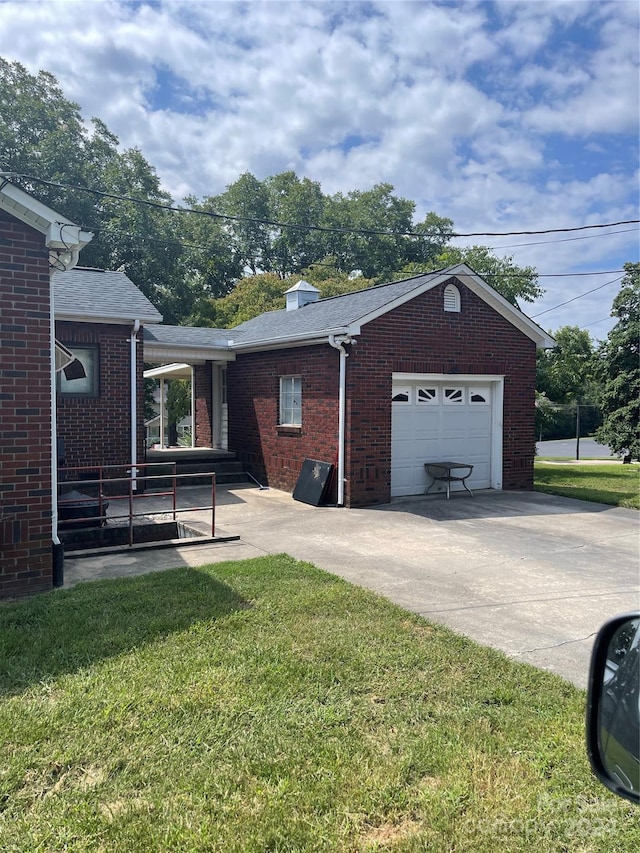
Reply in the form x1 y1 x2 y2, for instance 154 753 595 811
0 178 93 249
144 363 193 380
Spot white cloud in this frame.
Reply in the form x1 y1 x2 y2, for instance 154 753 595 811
0 0 637 334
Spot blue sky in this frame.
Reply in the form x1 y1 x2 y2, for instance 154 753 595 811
0 0 638 336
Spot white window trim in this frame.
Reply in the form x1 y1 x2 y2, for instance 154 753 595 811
279 375 302 426
391 386 412 404
58 344 100 397
416 386 439 404
443 386 464 405
468 387 491 405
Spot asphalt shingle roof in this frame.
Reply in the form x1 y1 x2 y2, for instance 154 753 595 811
143 325 233 347
230 271 444 344
53 268 162 323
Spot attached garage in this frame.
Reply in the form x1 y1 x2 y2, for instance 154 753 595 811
391 374 504 497
223 264 555 507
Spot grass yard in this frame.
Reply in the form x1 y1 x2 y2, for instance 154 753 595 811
535 461 640 509
1 555 638 852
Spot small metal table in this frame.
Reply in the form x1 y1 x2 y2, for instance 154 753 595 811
425 461 474 499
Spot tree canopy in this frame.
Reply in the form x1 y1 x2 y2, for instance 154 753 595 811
595 263 640 459
0 56 543 328
536 325 597 404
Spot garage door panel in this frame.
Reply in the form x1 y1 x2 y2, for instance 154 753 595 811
391 466 415 490
392 379 497 497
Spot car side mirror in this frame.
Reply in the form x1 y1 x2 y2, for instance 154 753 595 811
587 613 640 804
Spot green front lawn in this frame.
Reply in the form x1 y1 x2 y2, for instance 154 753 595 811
535 462 640 509
1 556 638 852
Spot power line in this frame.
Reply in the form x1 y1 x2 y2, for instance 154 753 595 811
487 226 639 250
581 317 612 329
531 275 624 319
3 172 639 241
82 222 631 279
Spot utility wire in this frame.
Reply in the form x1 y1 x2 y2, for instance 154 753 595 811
487 226 638 250
2 172 639 241
531 275 624 318
581 317 613 329
81 222 631 279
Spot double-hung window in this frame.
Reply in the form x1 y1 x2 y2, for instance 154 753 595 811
279 376 302 426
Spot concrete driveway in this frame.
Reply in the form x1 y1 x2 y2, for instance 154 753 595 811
64 486 640 688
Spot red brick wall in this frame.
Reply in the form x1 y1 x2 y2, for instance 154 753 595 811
228 277 537 507
344 277 536 506
227 347 340 496
194 363 212 447
55 321 144 479
0 210 53 597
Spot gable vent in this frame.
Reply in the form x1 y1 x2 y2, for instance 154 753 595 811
444 283 461 313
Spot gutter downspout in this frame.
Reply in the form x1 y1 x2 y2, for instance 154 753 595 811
50 248 81 545
328 334 354 507
130 320 141 490
191 365 196 448
50 247 81 586
50 274 61 548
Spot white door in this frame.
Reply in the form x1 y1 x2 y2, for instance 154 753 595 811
391 379 499 497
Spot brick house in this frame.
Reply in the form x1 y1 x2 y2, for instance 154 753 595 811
0 180 92 597
1 183 553 601
53 268 162 473
0 179 162 599
148 266 554 508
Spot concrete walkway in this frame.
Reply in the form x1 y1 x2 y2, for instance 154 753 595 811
64 485 640 689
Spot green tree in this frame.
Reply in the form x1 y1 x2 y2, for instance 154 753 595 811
0 57 545 325
191 273 287 328
536 326 597 403
264 172 326 277
595 263 640 460
0 58 186 322
406 244 542 305
395 245 541 305
535 325 601 441
166 378 191 445
212 172 271 276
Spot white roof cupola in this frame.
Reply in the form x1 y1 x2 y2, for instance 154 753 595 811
285 279 320 311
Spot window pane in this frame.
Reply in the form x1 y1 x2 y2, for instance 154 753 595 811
280 376 301 425
59 346 99 396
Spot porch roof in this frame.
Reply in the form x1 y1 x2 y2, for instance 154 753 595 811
143 362 192 380
143 324 235 364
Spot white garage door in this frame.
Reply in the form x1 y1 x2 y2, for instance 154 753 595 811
391 379 497 497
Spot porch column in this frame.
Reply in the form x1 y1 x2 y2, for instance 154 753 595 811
193 362 213 448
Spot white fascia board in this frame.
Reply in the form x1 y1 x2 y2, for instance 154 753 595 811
143 345 236 364
393 372 505 382
230 327 354 353
55 312 163 325
449 265 556 349
0 180 92 248
144 363 193 379
349 270 449 329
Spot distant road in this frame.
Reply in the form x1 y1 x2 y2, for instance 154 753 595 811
536 437 615 459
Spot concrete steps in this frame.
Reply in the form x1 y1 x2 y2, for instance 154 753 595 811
144 449 251 488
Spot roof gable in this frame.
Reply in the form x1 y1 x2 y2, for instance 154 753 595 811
0 178 93 267
53 268 163 324
230 265 555 350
